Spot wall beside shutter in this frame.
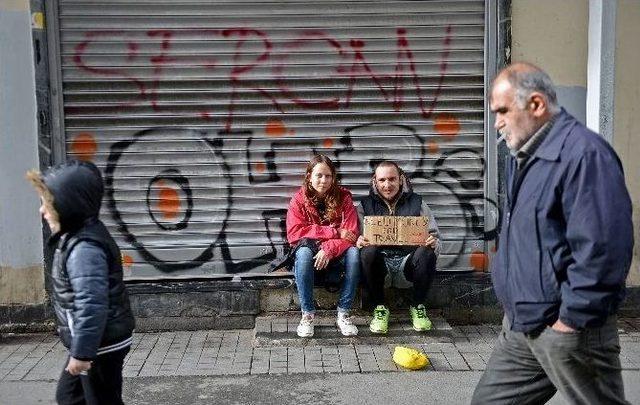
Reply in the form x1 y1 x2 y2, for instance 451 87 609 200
53 0 490 279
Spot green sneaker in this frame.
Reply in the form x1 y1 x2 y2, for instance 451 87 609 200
410 304 432 331
369 305 390 334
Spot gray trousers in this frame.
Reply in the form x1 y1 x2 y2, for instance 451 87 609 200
471 316 628 405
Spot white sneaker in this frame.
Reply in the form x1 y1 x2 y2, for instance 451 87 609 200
336 312 358 336
297 313 314 338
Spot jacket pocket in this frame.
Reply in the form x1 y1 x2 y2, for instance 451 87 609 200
540 249 561 301
534 207 561 302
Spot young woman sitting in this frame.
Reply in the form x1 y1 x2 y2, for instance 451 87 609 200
286 154 361 337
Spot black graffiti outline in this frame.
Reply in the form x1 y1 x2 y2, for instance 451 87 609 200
246 136 323 184
105 127 231 272
213 130 292 272
105 123 501 273
417 147 499 240
217 208 290 274
336 123 500 268
146 169 194 231
339 122 426 178
411 148 499 268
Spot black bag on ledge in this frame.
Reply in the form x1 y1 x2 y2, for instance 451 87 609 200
269 238 343 293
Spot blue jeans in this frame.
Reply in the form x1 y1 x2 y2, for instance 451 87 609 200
293 246 360 314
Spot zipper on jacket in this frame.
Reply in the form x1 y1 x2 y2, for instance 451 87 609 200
505 158 517 328
65 309 75 338
504 156 538 329
384 200 395 215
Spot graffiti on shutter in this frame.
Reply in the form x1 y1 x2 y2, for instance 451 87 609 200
55 0 494 279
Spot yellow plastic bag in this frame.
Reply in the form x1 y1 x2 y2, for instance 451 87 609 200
392 346 430 370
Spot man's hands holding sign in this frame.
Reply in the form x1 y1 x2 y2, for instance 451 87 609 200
357 216 438 249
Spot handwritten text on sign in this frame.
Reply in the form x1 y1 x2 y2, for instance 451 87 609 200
363 216 429 246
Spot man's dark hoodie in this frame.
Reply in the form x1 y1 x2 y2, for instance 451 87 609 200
44 160 134 360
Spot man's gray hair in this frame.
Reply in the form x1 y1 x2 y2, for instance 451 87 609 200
501 66 561 114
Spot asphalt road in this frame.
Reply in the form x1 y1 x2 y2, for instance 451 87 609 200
2 370 639 404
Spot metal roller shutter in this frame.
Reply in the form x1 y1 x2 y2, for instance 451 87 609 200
51 0 491 279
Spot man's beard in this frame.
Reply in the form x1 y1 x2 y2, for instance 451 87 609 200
499 129 517 152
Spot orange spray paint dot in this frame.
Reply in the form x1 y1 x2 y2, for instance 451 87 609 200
427 141 440 154
470 251 489 272
323 138 334 148
70 132 97 161
255 162 267 173
157 186 180 220
122 254 134 268
434 113 461 140
265 119 287 137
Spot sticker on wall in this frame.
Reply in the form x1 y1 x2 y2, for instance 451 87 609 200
70 132 97 161
31 12 44 30
470 251 488 272
434 113 461 140
265 118 291 137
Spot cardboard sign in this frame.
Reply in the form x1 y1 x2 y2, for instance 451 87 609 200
363 216 429 246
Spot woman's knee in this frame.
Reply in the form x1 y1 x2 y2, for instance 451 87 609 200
295 246 314 261
294 247 315 275
343 247 360 272
345 246 359 261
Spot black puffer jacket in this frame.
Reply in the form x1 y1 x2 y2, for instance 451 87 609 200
45 160 135 360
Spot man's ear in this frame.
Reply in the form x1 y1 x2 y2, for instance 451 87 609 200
528 93 547 117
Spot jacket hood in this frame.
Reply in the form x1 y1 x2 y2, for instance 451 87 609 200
43 160 104 232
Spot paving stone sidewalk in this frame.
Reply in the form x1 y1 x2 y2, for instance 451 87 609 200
1 318 639 380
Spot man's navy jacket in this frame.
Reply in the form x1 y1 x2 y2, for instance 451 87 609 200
492 108 634 333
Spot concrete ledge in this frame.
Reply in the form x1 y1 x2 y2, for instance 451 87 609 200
126 277 293 294
620 286 640 317
362 272 499 310
129 285 262 332
253 311 452 347
2 276 638 333
0 303 54 333
134 315 256 331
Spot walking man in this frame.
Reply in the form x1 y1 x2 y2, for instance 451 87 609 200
471 62 633 404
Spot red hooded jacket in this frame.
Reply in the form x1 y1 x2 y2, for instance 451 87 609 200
286 186 359 260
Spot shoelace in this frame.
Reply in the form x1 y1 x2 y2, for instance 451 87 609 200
415 307 427 319
374 309 387 321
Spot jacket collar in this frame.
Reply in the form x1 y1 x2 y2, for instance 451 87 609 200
530 108 577 162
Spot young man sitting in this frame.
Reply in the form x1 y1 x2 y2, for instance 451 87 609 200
356 161 440 333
